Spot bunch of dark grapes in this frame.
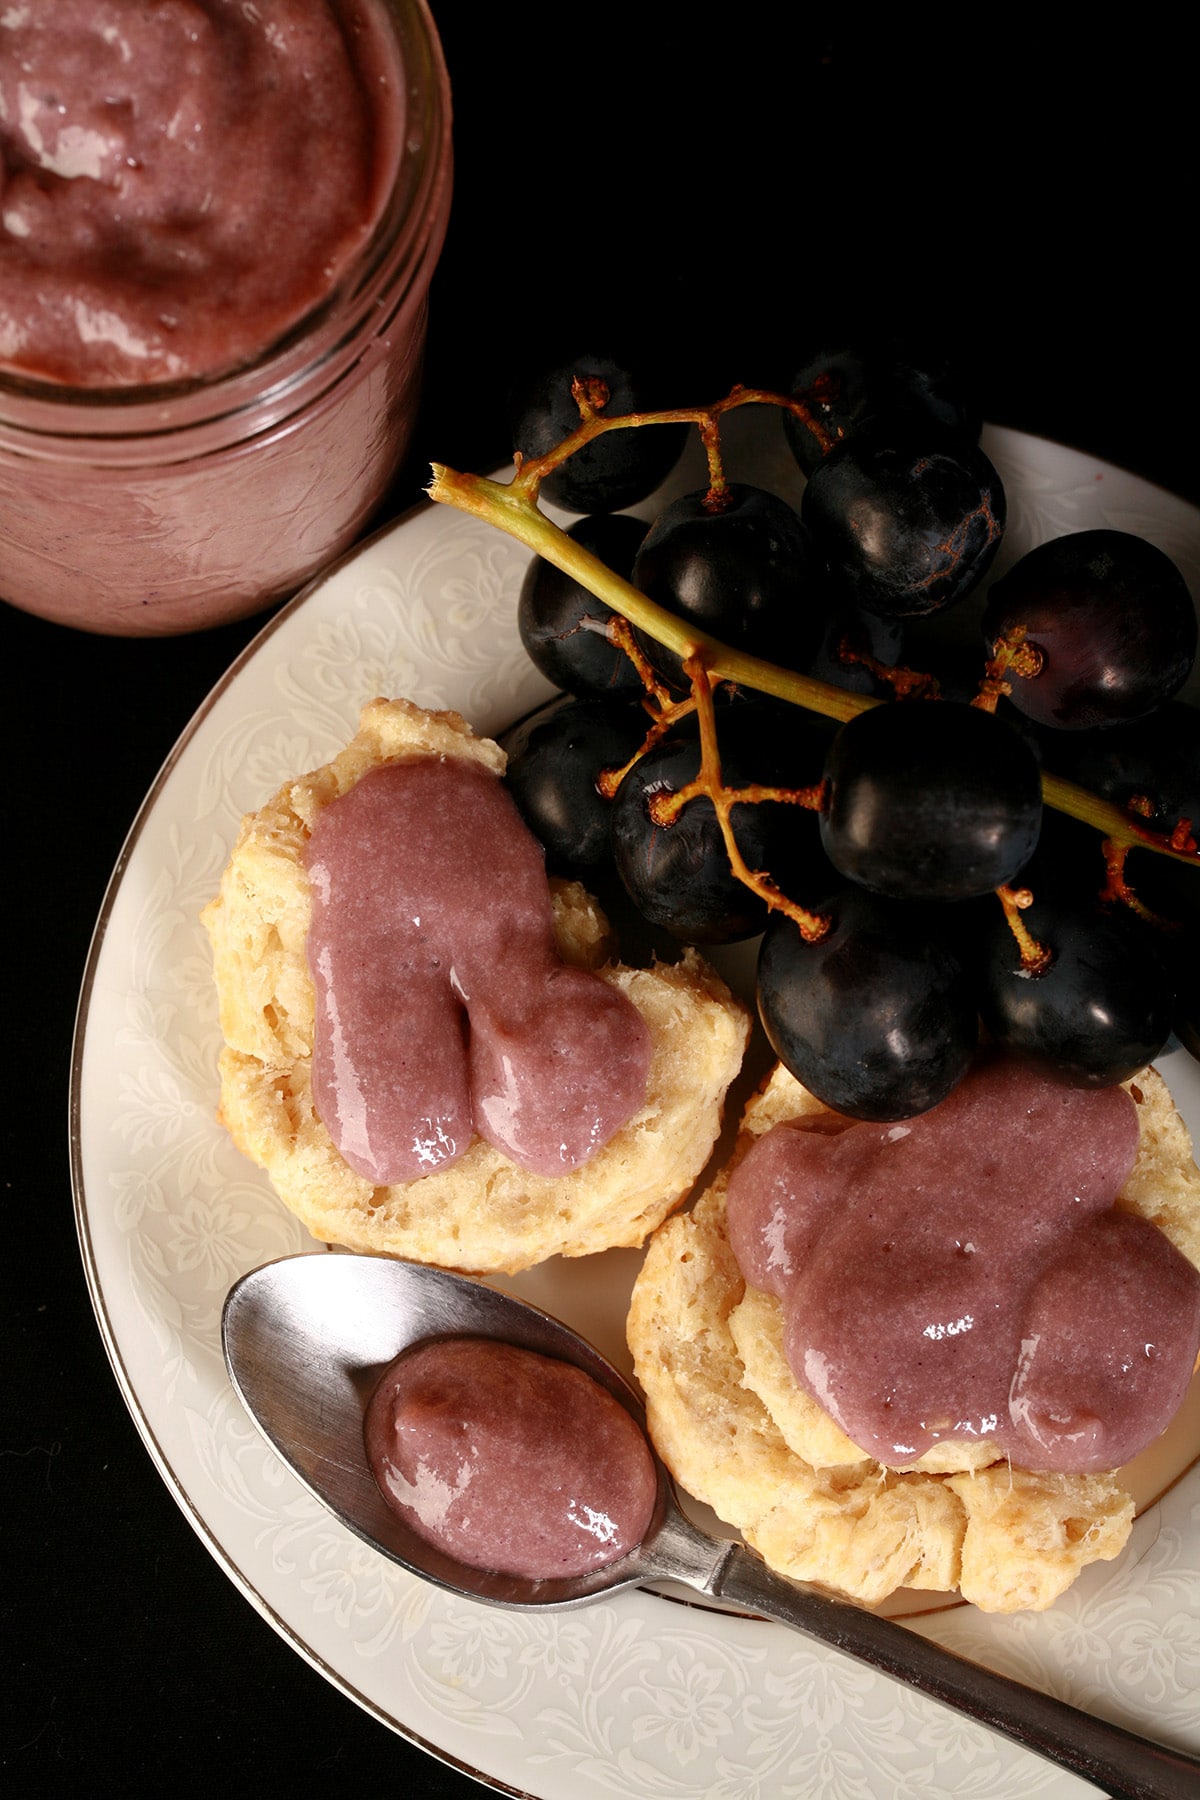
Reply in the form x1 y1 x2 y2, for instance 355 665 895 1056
504 350 1199 1121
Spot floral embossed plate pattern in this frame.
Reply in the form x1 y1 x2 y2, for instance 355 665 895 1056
72 416 1200 1799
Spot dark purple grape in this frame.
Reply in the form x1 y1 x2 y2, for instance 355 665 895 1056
783 342 981 476
802 420 1006 619
820 700 1042 901
982 530 1197 730
631 483 830 685
509 354 686 513
518 513 648 697
610 702 832 943
500 695 648 874
756 885 979 1120
977 887 1175 1085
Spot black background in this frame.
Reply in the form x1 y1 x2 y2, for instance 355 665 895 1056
3 8 1196 1797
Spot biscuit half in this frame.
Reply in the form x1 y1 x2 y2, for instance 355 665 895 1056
202 697 751 1273
628 1060 1200 1612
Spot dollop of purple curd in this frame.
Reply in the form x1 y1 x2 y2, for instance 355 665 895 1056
726 1054 1200 1474
0 0 401 386
303 757 651 1184
364 1337 658 1580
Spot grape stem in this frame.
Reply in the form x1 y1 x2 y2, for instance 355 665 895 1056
976 626 1043 712
427 395 1197 873
430 455 869 724
996 885 1054 975
665 654 831 941
510 382 838 501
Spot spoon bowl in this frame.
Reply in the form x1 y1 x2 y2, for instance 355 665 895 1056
222 1248 677 1611
223 1251 1199 1800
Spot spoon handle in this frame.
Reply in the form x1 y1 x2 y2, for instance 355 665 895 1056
711 1543 1197 1800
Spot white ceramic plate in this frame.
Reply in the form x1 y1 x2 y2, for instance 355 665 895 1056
72 413 1200 1799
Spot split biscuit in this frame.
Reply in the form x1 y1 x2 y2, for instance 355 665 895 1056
202 696 750 1274
628 1060 1200 1612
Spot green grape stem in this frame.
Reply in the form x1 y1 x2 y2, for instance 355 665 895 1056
427 404 1198 874
428 460 870 726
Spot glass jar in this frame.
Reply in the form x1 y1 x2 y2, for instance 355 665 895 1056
0 0 452 636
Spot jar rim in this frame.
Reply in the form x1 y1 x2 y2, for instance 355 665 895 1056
0 0 452 440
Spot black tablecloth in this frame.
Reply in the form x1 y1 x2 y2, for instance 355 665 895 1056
4 11 1196 1796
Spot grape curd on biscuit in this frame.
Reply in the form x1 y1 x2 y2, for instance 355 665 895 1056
202 697 750 1273
628 1058 1200 1613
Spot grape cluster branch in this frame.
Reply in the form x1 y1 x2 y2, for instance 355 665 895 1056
671 652 830 941
427 393 1198 877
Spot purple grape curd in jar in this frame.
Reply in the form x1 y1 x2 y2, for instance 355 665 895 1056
0 0 452 634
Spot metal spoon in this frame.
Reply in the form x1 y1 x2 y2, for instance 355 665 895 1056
222 1252 1198 1799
